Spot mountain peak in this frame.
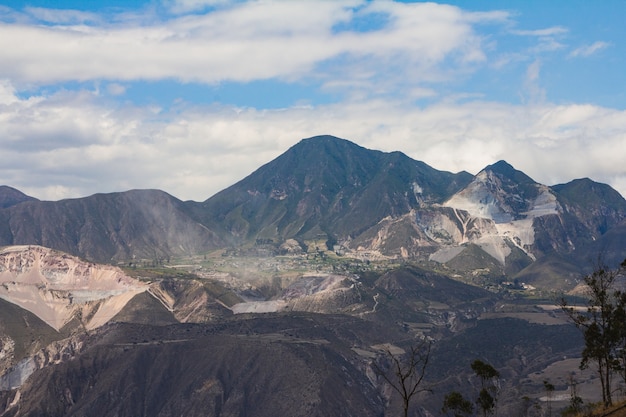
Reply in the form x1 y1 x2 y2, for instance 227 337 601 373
553 178 626 210
0 186 38 209
486 160 514 173
293 135 373 157
202 136 471 242
299 134 350 144
481 160 536 185
445 160 548 224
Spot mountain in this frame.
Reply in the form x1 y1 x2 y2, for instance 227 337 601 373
410 160 626 284
1 134 624 416
1 135 625 289
0 189 222 263
0 186 37 209
192 136 624 288
196 137 625 274
194 135 473 243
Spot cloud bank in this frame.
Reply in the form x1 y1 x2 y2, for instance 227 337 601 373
0 1 624 201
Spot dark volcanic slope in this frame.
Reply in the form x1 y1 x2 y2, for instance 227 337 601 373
0 299 64 371
196 135 472 243
529 178 626 261
0 189 222 263
0 186 37 209
553 178 626 238
3 319 387 417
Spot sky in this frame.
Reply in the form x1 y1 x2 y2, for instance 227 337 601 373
1 0 625 201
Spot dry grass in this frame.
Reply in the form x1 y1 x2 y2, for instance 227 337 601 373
586 401 626 417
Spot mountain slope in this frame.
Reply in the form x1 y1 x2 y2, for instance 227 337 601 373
0 298 65 376
195 135 472 243
0 245 148 331
0 186 37 209
0 190 222 263
1 319 387 417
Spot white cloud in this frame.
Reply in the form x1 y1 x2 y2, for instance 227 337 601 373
106 83 126 96
569 41 610 58
24 7 99 24
511 26 568 37
0 79 18 105
521 59 545 104
0 1 501 98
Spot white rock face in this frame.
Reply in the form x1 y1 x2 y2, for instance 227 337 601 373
0 333 85 390
0 357 36 390
230 274 357 314
444 170 516 223
0 245 148 330
427 176 561 265
231 300 288 314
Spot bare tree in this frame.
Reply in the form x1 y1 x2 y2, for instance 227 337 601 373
373 340 431 417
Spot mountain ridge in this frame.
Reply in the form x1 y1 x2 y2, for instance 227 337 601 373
1 135 625 287
195 135 473 243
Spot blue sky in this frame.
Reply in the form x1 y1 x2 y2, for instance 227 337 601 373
0 0 625 201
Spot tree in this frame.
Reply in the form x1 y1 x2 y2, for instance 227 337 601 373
560 258 626 408
477 388 496 417
543 380 554 417
442 391 473 417
560 373 584 417
471 359 500 417
373 341 431 417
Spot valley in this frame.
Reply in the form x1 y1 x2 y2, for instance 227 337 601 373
0 244 594 416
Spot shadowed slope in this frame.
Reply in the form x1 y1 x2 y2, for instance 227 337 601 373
197 135 472 243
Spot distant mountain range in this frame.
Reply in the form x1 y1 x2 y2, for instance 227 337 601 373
1 135 625 289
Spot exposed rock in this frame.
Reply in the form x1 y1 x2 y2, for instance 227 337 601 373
0 320 387 417
0 246 148 330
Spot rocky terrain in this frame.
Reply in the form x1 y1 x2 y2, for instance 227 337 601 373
0 189 222 262
0 318 390 417
0 242 591 416
0 135 623 416
0 245 147 332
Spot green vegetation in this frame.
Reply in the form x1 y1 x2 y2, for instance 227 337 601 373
471 360 500 417
561 258 626 408
122 266 201 281
442 391 473 416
